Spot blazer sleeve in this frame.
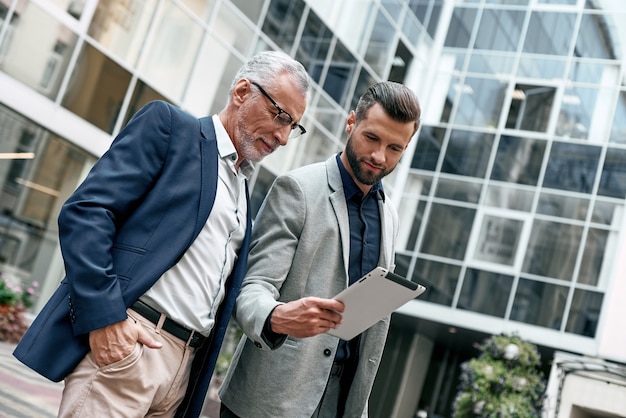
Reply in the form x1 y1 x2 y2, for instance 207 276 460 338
58 101 172 336
232 173 307 349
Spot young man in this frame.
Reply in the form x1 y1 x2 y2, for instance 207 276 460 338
13 50 310 418
219 81 421 418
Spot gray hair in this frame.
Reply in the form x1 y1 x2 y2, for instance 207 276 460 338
230 50 310 98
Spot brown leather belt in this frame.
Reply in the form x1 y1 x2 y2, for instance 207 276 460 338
131 300 206 348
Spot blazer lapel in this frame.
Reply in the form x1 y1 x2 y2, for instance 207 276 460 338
195 116 219 239
326 156 351 283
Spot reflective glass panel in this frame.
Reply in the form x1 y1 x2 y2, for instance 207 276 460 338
556 85 605 141
229 0 263 23
0 103 93 309
578 227 609 286
444 7 477 48
569 60 620 85
565 289 603 337
88 0 158 66
517 56 567 80
591 200 624 227
138 1 204 101
411 126 445 171
542 142 600 194
350 67 376 111
179 0 216 20
474 9 525 52
474 216 523 266
467 52 515 76
0 1 78 100
421 203 476 260
363 9 395 77
458 269 513 317
296 10 332 84
213 3 255 55
453 77 507 128
397 196 427 251
484 184 534 212
522 12 576 56
576 13 621 60
537 193 590 221
609 91 626 144
435 177 481 203
62 42 132 134
409 257 461 307
441 130 494 178
510 279 567 330
121 80 168 128
262 0 305 53
323 40 357 107
598 147 626 199
522 220 583 281
506 84 555 133
490 135 546 186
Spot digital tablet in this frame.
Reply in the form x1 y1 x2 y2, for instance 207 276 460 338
327 266 426 340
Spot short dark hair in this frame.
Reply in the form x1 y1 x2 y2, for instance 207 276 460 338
355 81 421 134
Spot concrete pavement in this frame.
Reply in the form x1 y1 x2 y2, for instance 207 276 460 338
0 341 62 418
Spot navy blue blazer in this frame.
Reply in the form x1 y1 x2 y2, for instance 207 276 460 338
13 101 251 418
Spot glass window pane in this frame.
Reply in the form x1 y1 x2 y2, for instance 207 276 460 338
213 3 255 55
350 67 376 111
397 196 427 251
511 279 567 330
409 257 461 307
411 126 445 171
323 40 357 107
609 91 626 144
556 85 608 141
522 220 583 281
536 192 589 221
591 200 624 227
453 77 507 128
421 203 476 260
444 7 476 48
295 10 332 84
474 9 525 52
138 1 204 101
435 177 482 203
598 147 626 199
180 0 216 20
490 135 546 186
0 103 93 307
578 228 609 286
474 216 523 266
517 56 566 80
565 289 603 337
0 1 78 100
182 35 234 116
467 52 515 76
485 184 534 212
262 0 305 53
441 130 494 178
363 8 395 77
121 80 168 128
523 12 576 56
458 269 513 317
88 0 158 66
569 60 620 85
576 13 622 61
506 84 555 133
62 42 132 134
542 142 601 194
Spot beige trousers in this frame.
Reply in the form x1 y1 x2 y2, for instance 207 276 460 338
57 309 197 418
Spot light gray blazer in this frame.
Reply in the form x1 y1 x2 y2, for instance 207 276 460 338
219 155 399 418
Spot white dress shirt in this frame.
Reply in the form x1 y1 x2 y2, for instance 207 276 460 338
141 115 251 336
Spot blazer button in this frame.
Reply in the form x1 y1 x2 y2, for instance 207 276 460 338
323 348 332 357
254 342 262 348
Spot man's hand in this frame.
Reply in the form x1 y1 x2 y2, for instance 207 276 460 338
269 297 345 338
89 317 163 367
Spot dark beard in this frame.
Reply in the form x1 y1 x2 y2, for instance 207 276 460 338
345 134 390 185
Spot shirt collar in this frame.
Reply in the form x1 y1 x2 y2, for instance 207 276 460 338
212 115 255 179
335 153 385 202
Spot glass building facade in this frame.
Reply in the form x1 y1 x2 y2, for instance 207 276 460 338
0 0 625 416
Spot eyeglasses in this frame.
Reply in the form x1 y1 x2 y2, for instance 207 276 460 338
250 80 306 139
